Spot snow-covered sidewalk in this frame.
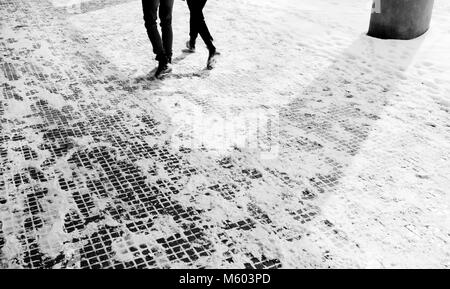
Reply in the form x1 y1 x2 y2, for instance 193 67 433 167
0 0 449 268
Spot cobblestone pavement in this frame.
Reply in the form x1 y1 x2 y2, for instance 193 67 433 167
1 0 450 268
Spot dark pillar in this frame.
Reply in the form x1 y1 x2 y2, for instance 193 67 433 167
368 0 435 40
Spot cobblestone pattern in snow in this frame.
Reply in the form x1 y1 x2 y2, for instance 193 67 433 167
0 0 450 268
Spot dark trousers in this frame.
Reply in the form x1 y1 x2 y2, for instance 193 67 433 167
142 0 174 61
187 0 215 51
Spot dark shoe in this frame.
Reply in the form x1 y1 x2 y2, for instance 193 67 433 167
182 40 196 53
207 48 220 70
155 59 172 79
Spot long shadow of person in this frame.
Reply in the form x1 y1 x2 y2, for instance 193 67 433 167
280 33 424 196
246 33 427 267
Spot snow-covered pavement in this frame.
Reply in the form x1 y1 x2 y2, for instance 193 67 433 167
0 0 449 268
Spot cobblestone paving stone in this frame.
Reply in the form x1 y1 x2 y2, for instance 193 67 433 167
1 0 450 268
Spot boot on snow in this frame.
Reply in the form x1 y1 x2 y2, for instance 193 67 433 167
206 48 220 70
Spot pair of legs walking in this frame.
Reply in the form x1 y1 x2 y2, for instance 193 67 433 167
142 0 218 77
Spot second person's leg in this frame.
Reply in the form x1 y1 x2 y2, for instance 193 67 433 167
186 0 201 48
187 0 215 51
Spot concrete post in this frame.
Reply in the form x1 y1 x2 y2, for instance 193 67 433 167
368 0 435 40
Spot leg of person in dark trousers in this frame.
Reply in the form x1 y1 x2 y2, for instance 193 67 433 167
185 0 219 69
186 0 214 51
142 0 174 77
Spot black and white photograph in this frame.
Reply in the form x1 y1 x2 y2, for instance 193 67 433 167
0 0 449 275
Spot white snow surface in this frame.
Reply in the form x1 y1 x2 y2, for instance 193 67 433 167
0 0 450 268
